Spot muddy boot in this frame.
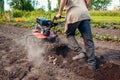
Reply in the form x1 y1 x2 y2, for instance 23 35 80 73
72 52 88 60
67 36 88 61
87 56 100 70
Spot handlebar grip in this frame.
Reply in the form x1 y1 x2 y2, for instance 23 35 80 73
60 16 65 18
53 16 65 22
54 16 65 19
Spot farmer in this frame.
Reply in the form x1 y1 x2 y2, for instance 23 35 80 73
55 0 99 70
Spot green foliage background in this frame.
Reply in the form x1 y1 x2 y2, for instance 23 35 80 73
0 0 4 16
0 10 120 23
91 0 112 10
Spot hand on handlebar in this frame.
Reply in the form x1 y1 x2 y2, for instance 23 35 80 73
55 13 61 20
53 14 65 25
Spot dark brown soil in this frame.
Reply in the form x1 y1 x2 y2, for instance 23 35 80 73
47 44 120 80
92 27 120 37
0 24 120 80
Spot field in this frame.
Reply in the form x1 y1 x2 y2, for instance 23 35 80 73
0 10 120 80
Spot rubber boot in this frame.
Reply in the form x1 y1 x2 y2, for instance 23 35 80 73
67 36 87 61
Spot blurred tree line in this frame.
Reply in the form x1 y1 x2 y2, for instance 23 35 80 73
9 0 34 11
90 0 112 10
0 0 4 16
0 0 118 16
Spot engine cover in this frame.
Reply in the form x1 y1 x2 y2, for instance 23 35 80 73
36 18 52 27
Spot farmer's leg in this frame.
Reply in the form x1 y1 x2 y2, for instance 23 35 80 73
66 22 86 59
78 20 100 70
78 20 95 59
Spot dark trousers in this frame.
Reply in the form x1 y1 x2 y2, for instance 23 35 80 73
66 20 95 59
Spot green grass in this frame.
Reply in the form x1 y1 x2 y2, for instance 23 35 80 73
14 15 120 24
90 11 120 17
91 16 120 23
